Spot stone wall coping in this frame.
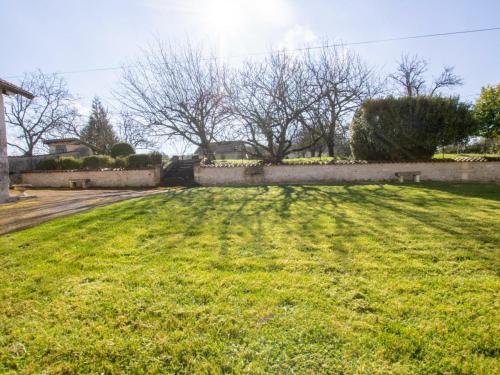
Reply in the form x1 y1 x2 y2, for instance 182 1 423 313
200 158 500 168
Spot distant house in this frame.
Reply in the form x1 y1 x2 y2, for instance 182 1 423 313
194 141 248 160
43 138 94 157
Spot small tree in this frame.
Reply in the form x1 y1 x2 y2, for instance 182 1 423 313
111 142 135 158
473 84 500 139
80 97 117 154
350 96 476 161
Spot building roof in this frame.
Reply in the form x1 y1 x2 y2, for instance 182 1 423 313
43 138 82 145
194 141 247 155
43 138 98 151
0 78 34 99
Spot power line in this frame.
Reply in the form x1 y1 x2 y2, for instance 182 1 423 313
4 26 500 79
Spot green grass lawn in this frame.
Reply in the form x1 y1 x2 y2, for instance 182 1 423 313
433 153 500 159
1 184 499 374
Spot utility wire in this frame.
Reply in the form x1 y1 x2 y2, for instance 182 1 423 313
4 26 500 79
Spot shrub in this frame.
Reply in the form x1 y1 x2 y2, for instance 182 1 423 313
126 152 162 169
113 157 128 169
350 96 476 161
126 154 150 169
82 155 114 170
37 158 59 170
58 157 83 170
148 151 163 165
111 142 135 158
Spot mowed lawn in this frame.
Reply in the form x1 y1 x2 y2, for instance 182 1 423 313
0 184 499 374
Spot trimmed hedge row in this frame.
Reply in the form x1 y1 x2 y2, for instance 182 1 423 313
36 152 162 171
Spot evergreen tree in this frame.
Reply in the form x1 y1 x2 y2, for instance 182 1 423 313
80 97 117 154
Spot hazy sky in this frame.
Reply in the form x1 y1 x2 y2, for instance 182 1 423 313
1 0 499 153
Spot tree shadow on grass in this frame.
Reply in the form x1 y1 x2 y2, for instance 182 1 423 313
405 182 500 202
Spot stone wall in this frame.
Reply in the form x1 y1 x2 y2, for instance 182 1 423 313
194 161 500 186
21 167 161 188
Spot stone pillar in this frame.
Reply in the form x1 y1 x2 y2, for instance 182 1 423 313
0 93 11 203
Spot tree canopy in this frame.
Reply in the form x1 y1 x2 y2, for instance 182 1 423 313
473 84 500 139
350 96 476 161
80 97 117 154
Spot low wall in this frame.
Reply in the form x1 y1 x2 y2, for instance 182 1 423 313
194 162 500 186
21 167 161 188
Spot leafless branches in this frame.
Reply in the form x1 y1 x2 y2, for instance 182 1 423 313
5 71 78 156
228 52 320 163
117 111 158 150
117 41 230 161
389 54 462 97
304 45 382 156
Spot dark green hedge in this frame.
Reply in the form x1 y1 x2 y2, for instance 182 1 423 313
126 152 162 169
37 157 82 170
111 142 135 158
36 153 162 171
82 155 115 170
350 96 477 161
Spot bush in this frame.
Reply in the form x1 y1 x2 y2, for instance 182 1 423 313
58 157 83 170
37 158 59 170
126 152 162 169
149 151 163 165
82 155 114 170
111 142 135 158
113 157 128 169
126 154 150 169
350 96 476 161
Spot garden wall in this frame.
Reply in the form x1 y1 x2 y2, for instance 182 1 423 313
194 161 500 186
21 167 161 188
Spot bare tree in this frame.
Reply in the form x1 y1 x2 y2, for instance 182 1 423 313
229 52 319 164
304 45 381 157
389 54 462 97
5 71 78 156
117 111 158 150
117 41 230 161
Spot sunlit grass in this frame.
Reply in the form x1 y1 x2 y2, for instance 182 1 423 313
0 184 499 373
433 152 500 159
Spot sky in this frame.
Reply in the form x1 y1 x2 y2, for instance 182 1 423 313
1 0 500 154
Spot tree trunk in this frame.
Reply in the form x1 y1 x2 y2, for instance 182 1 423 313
327 141 335 157
200 140 214 164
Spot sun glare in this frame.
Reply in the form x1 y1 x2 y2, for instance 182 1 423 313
203 0 245 33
